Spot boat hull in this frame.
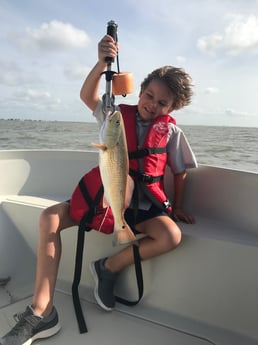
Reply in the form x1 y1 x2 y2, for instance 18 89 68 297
0 150 257 345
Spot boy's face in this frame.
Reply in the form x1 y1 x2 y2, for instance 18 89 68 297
137 79 174 122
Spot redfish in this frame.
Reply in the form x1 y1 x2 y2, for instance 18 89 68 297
92 111 136 245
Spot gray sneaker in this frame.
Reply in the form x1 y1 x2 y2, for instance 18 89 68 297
89 258 118 311
0 305 61 345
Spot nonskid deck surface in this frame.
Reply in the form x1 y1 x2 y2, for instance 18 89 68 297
0 292 213 345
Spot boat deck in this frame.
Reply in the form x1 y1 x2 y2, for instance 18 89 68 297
0 290 217 345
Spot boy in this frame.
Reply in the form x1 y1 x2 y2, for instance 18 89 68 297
0 34 197 345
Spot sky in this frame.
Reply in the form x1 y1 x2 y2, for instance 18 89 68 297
1 0 258 127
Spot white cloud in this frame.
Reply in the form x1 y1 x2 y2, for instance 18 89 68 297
0 59 43 88
64 65 91 80
224 14 258 54
1 1 258 126
0 60 24 86
14 88 61 109
12 20 90 52
205 87 219 94
225 108 248 117
176 56 186 64
197 14 258 56
197 34 223 55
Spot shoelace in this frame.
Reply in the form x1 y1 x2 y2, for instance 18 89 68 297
9 317 30 336
13 310 27 323
7 314 42 338
13 306 43 323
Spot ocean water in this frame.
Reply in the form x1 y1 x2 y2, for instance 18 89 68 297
0 119 257 173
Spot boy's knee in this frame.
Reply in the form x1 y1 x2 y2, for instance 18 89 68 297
39 204 63 231
173 227 182 247
166 226 182 250
39 207 54 228
40 205 55 221
39 202 75 232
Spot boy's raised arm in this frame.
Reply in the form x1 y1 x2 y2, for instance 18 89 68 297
80 35 118 111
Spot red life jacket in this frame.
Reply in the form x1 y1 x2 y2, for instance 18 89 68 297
69 104 176 230
120 104 176 213
69 166 114 233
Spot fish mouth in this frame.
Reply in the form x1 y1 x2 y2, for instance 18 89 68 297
107 112 115 119
107 111 118 119
107 111 121 125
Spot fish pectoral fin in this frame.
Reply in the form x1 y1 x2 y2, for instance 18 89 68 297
124 175 135 209
102 195 109 208
91 142 107 151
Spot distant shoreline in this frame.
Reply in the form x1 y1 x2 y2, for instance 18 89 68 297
1 118 257 129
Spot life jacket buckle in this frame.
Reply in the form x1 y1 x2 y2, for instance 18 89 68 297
163 199 171 209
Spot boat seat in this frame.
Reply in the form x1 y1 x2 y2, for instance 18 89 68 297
1 194 258 345
1 194 258 247
1 195 60 208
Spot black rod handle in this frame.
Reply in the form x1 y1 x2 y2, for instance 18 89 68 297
105 20 118 63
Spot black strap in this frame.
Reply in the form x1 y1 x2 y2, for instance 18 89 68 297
78 180 104 223
72 227 143 333
78 179 92 206
72 182 144 334
129 147 166 160
72 182 105 334
115 244 143 306
72 221 90 333
129 169 163 184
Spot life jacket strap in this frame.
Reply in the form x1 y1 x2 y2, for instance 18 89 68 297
129 169 163 184
128 147 166 160
72 180 144 334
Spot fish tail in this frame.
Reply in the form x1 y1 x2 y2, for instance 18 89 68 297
113 222 137 246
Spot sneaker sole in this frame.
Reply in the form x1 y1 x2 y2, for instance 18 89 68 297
23 322 61 345
89 261 113 312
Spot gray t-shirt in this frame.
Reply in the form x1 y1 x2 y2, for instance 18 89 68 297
93 100 197 209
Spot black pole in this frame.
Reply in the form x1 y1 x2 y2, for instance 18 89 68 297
103 20 118 115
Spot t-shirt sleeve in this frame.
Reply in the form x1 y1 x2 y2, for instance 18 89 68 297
167 125 198 174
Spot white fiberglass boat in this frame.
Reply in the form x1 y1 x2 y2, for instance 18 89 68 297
0 149 257 345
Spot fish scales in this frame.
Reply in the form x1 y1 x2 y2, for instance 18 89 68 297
94 111 136 245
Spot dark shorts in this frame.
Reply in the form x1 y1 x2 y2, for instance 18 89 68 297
67 199 169 234
125 205 169 234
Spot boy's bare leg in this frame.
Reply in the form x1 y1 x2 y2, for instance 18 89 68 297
32 202 77 317
105 216 181 272
32 202 180 316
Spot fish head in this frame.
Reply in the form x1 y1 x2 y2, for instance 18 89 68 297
100 111 122 148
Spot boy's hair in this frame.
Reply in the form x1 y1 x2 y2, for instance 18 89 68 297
140 65 193 110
